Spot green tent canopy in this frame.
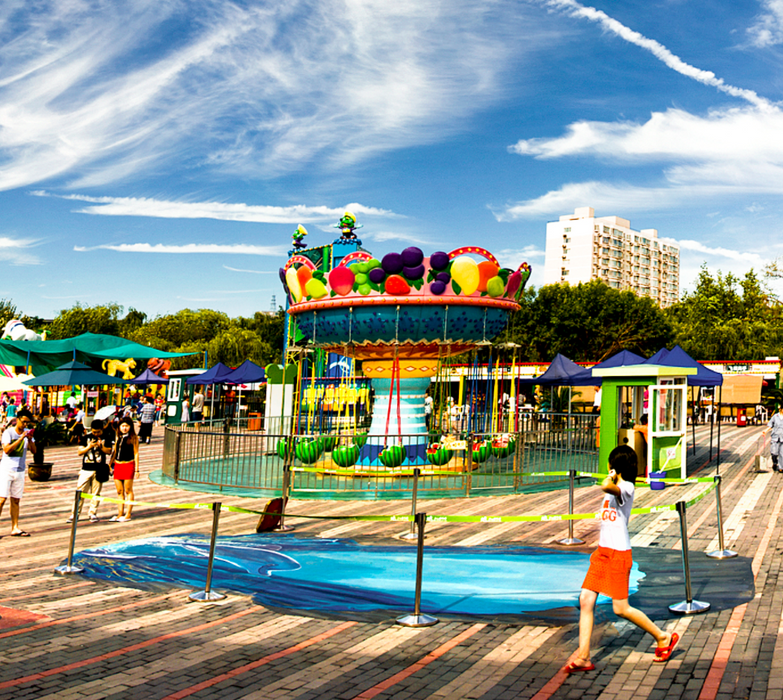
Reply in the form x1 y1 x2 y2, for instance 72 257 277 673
0 332 196 375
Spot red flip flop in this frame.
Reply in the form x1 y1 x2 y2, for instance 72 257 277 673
654 632 680 662
563 660 596 673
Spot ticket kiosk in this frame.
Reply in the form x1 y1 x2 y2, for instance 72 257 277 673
593 364 696 479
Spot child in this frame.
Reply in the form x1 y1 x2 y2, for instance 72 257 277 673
564 444 679 673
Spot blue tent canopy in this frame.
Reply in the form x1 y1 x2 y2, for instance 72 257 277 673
519 353 585 386
127 368 169 385
222 360 266 385
644 345 723 387
569 349 647 386
186 362 234 385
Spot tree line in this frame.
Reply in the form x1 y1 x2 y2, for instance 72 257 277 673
0 263 780 367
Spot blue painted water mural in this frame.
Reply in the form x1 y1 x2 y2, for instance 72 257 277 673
71 535 644 616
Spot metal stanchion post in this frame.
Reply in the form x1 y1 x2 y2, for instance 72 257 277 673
558 470 585 545
55 490 85 575
400 468 420 540
669 501 710 614
174 431 182 482
189 502 227 602
277 452 295 532
707 475 738 559
397 512 438 627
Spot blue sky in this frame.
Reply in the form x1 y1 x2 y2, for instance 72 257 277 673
2 0 782 320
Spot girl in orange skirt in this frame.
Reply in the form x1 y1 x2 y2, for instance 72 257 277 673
564 445 680 673
110 417 139 522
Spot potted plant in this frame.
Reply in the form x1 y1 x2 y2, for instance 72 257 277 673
28 420 66 482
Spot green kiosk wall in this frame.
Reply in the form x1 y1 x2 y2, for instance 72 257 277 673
594 364 696 479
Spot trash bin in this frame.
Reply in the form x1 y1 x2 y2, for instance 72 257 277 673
737 409 747 427
650 470 666 491
248 412 262 431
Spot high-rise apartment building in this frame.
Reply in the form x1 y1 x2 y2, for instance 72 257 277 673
543 207 680 307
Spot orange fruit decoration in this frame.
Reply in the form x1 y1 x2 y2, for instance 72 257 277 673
477 260 500 292
297 266 313 289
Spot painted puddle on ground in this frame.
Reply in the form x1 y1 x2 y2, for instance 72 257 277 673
71 535 644 617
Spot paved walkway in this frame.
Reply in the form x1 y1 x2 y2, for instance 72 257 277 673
0 422 776 700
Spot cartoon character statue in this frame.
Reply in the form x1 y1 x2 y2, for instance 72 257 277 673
333 211 363 244
292 225 308 251
2 319 46 341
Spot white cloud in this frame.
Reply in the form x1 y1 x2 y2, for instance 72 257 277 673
0 236 42 265
544 0 776 110
502 107 783 218
676 239 764 265
0 0 531 190
74 243 287 255
747 0 783 47
495 246 544 270
32 191 397 223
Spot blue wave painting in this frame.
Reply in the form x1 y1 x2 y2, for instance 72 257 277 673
71 535 645 616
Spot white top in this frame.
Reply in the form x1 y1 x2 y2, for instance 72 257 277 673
66 396 77 409
598 480 634 551
424 396 433 415
0 426 33 473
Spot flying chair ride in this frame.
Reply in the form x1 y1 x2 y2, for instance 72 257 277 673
279 212 531 468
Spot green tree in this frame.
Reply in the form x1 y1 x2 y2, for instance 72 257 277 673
46 303 124 339
502 280 674 362
667 265 783 359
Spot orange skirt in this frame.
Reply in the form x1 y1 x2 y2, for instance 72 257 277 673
582 546 633 600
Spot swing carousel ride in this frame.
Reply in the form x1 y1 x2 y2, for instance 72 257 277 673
279 213 531 471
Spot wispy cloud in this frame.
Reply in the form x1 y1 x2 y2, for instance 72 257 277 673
74 243 287 255
747 0 783 47
544 0 776 111
0 0 531 190
223 266 276 274
677 239 764 265
0 236 42 265
33 191 397 223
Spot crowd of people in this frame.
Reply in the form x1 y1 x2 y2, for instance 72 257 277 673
0 388 172 537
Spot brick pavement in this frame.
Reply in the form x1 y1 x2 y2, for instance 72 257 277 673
0 422 777 699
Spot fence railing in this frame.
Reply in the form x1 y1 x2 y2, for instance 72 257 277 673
160 412 600 499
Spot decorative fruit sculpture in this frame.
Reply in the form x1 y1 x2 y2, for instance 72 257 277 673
353 432 368 448
450 255 480 295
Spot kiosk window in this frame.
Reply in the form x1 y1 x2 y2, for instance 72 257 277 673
654 386 682 433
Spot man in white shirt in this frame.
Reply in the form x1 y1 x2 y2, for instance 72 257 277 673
0 409 36 536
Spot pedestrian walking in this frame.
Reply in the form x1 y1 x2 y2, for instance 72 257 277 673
138 396 156 444
564 444 680 673
768 405 783 472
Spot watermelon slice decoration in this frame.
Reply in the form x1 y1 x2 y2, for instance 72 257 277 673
320 435 338 452
472 440 491 463
276 438 296 461
332 444 360 468
426 444 453 466
379 444 407 468
353 432 368 448
295 438 324 465
491 437 512 458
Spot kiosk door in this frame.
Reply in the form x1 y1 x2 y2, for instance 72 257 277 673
650 384 687 479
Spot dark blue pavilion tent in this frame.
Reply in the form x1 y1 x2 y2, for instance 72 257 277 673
645 345 724 465
569 349 647 386
127 368 169 385
186 362 234 385
222 360 266 385
518 353 585 386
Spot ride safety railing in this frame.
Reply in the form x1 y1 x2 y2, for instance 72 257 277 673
160 412 601 500
57 470 726 620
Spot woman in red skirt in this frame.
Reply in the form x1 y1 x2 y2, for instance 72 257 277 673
110 417 139 522
564 445 680 673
